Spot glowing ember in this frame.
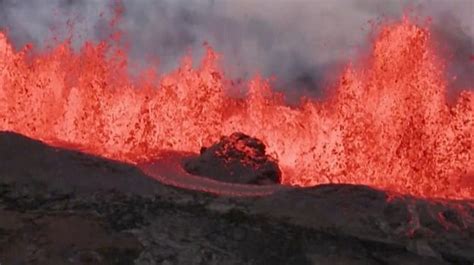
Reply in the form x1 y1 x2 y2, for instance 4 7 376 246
0 17 472 200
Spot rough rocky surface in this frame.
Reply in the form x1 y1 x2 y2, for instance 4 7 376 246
0 131 473 265
183 132 281 185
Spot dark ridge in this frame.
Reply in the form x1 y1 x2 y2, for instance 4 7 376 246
0 130 163 196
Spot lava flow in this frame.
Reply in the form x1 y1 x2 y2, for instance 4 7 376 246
0 17 472 200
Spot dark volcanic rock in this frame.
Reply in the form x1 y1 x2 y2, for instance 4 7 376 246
1 131 473 265
0 131 163 196
183 132 282 185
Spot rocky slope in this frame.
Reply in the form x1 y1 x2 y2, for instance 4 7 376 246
0 131 473 265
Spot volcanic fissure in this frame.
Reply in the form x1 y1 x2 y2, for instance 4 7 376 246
0 16 472 200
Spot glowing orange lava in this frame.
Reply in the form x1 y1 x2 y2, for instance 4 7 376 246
0 18 472 199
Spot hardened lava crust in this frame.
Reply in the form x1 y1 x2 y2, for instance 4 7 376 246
1 131 474 265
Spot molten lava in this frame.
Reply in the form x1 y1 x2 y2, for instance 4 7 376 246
0 18 472 199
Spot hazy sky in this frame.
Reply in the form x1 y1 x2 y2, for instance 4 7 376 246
0 0 472 92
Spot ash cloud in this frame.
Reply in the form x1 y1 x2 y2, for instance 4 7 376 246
0 0 472 94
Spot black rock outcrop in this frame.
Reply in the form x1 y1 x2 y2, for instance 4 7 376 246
183 132 281 185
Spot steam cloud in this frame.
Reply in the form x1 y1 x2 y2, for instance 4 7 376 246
0 0 472 95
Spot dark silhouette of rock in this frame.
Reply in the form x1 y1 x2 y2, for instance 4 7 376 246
1 131 473 265
183 132 282 185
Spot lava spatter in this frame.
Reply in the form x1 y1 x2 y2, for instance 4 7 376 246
0 17 472 200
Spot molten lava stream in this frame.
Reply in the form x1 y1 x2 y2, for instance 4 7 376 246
0 18 472 200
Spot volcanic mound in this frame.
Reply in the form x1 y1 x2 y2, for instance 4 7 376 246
183 132 282 185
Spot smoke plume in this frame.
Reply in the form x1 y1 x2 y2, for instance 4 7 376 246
0 0 472 94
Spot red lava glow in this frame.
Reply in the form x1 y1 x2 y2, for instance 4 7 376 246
0 17 472 200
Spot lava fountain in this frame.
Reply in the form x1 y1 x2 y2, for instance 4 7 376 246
0 17 472 200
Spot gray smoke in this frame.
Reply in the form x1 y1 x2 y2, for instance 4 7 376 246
0 0 472 95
